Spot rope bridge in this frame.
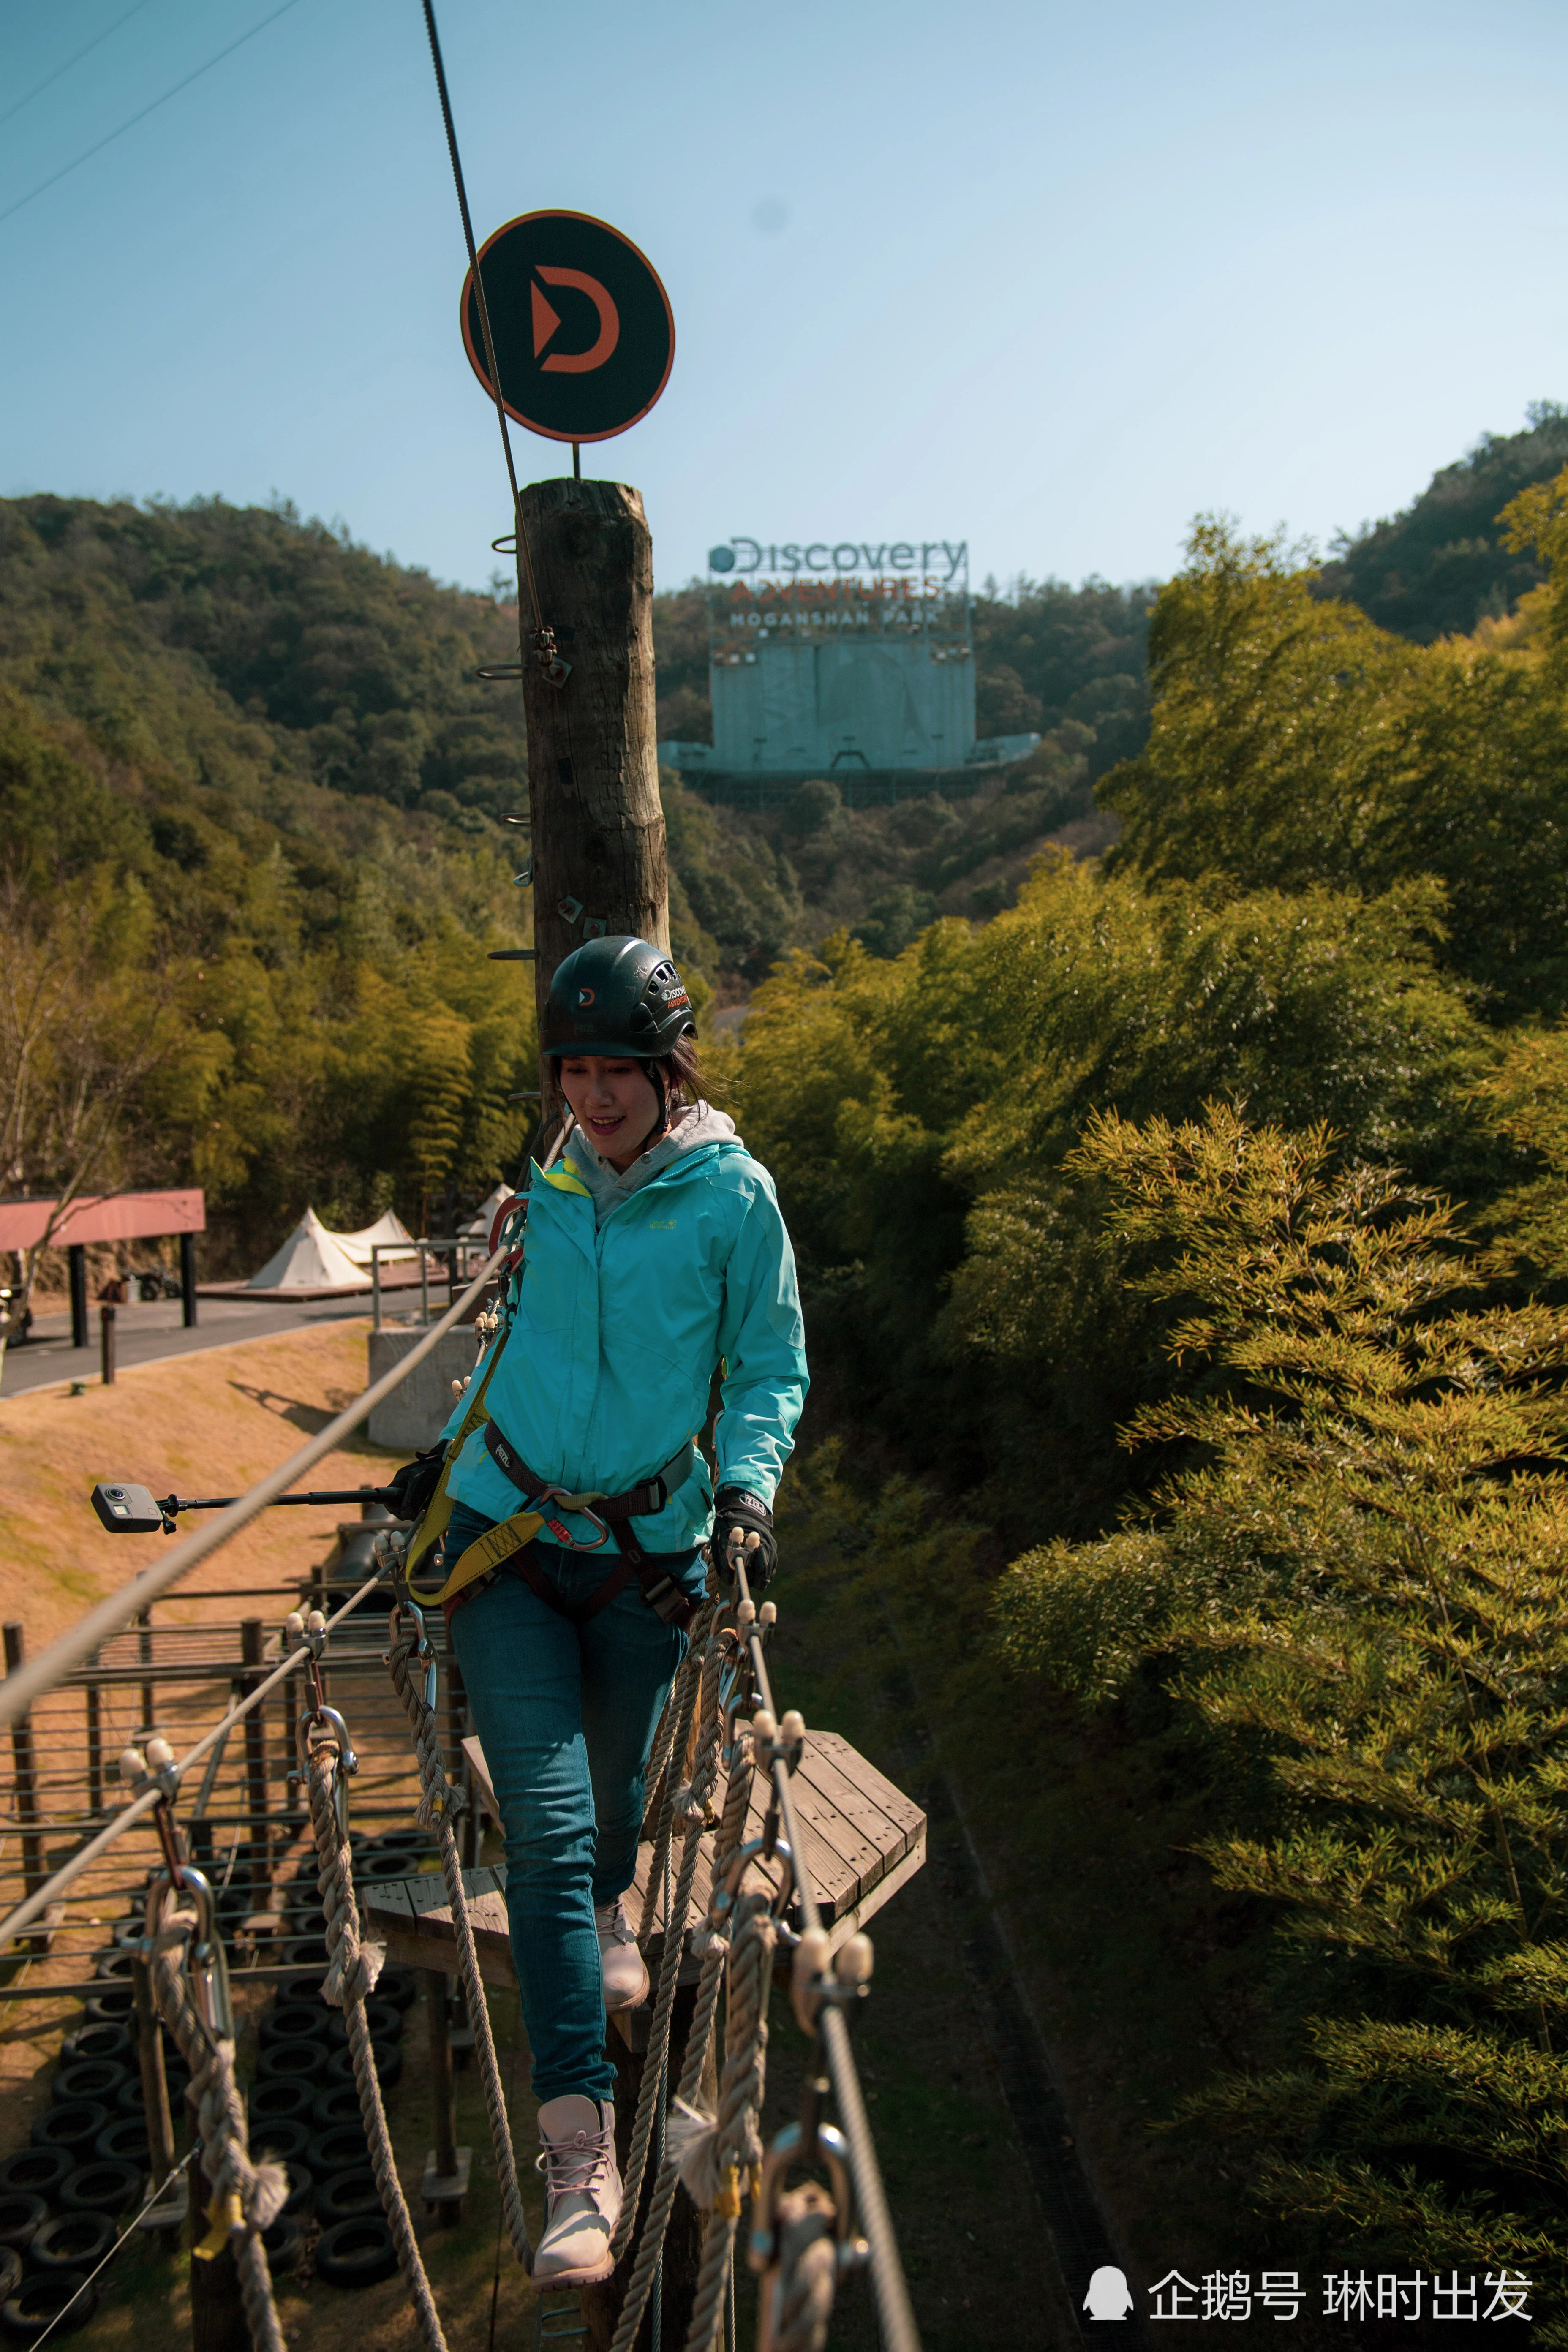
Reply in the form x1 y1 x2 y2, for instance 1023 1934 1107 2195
0 1241 924 2352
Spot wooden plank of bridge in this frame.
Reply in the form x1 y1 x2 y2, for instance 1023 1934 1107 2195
365 1729 928 1986
364 1867 517 1989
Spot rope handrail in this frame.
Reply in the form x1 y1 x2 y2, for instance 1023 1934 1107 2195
0 1566 385 1952
0 1242 507 1733
733 1557 922 2352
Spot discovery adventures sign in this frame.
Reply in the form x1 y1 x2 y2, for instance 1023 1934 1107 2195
709 539 969 583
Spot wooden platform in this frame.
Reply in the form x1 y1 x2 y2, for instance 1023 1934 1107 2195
361 1732 926 1991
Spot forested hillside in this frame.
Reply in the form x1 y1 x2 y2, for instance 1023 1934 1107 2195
1316 399 1568 640
0 492 1158 1298
6 405 1565 1290
0 494 539 1275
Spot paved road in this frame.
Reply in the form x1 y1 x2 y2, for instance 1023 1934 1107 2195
0 1293 397 1399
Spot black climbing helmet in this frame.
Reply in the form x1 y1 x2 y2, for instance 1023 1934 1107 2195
541 936 696 1060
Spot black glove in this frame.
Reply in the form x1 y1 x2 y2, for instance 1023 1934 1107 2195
383 1442 448 1525
713 1487 777 1592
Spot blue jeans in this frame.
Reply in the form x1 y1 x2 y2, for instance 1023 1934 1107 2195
444 1502 703 2104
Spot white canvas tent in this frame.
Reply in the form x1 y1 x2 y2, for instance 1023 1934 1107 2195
462 1184 515 1241
244 1209 370 1292
335 1209 419 1267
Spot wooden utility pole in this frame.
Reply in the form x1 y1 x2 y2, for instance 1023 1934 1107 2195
517 477 669 1113
514 471 705 2344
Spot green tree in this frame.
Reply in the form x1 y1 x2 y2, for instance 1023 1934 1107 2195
733 854 1492 1536
1101 517 1568 1020
995 1104 1568 2290
1501 460 1568 685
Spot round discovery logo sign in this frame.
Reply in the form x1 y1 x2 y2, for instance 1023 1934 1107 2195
460 209 675 445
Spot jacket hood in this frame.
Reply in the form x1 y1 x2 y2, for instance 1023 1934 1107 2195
564 1100 741 1226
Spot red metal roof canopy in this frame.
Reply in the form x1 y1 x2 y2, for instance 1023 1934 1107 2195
0 1191 205 1251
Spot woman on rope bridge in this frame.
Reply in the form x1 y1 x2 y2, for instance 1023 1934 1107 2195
393 935 807 2290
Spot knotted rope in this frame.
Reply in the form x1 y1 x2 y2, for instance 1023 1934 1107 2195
385 1606 533 2271
680 1886 779 2352
634 1614 711 1945
305 1731 449 2352
607 1717 758 2352
147 1903 287 2352
613 1601 724 2263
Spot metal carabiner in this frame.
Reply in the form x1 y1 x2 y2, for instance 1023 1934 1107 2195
534 1489 610 1551
721 1677 761 1772
747 2118 858 2276
391 1598 440 1714
146 1862 235 2044
295 1704 359 1779
715 1834 796 1923
296 1703 359 1842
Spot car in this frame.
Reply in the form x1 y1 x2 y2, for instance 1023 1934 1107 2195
132 1269 182 1302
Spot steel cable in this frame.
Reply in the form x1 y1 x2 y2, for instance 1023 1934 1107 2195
0 1568 386 1950
419 0 545 637
0 1247 507 1731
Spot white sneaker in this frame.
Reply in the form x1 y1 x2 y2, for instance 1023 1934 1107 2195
534 2096 621 2287
594 1896 650 2012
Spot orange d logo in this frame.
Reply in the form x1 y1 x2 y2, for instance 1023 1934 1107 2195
576 986 596 1007
460 208 675 446
531 268 620 375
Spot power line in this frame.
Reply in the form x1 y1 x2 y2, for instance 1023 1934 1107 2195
0 0 307 233
0 0 158 134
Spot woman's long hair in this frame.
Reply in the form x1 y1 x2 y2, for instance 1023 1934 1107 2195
647 1032 719 1132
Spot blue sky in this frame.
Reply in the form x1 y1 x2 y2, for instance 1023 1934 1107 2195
3 0 1565 597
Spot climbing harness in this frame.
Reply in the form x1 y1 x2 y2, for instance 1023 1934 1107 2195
479 1421 700 1627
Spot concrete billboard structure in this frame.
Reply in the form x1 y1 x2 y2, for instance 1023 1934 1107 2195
659 537 1034 806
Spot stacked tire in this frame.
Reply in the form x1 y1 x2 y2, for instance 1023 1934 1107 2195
251 1860 418 2292
0 1995 186 2341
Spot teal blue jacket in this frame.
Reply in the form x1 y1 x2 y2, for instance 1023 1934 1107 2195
441 1120 807 1552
